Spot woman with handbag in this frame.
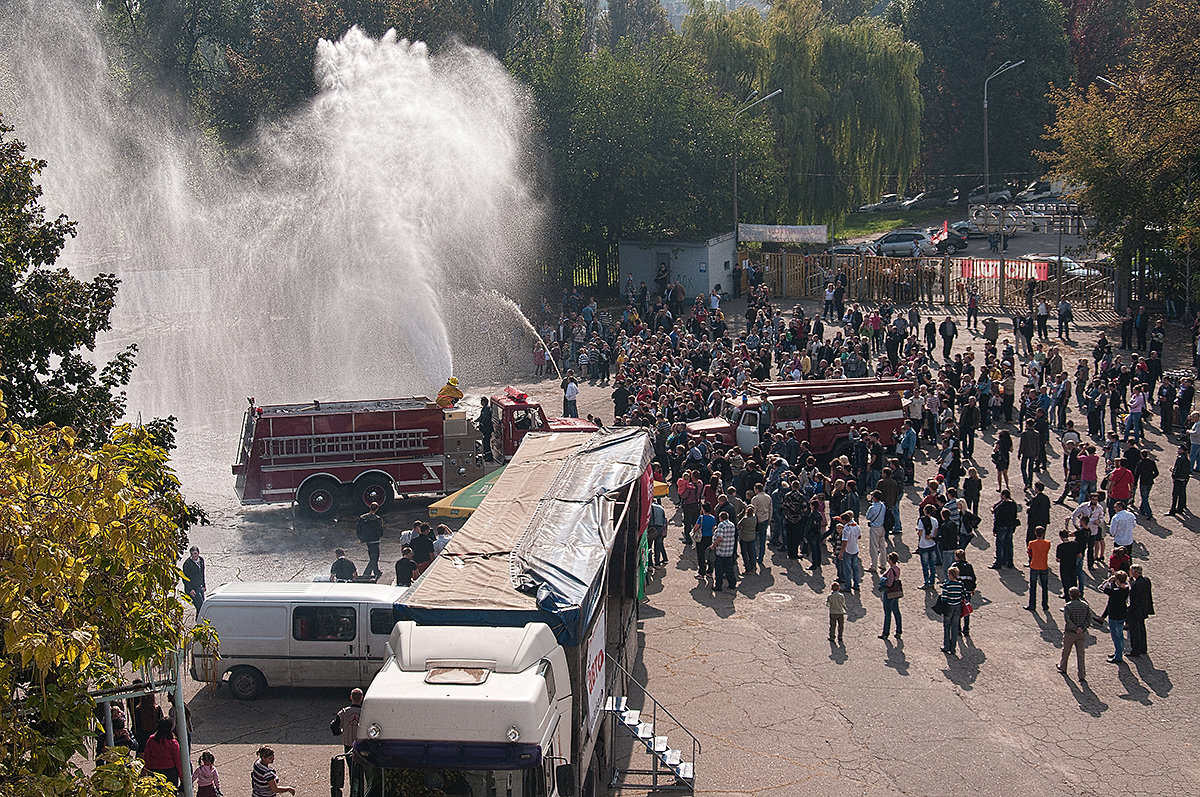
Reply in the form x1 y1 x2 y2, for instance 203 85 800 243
954 549 977 637
878 552 903 640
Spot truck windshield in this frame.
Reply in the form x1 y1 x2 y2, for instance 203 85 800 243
354 764 537 797
723 402 742 425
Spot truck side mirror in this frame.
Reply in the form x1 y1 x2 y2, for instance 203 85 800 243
330 755 345 796
555 763 576 796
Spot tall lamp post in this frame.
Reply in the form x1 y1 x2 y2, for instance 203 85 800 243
983 60 1025 204
733 88 782 254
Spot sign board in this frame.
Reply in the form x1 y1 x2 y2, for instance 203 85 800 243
584 603 607 738
738 223 829 244
961 259 1049 281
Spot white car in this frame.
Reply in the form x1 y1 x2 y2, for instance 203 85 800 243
1022 253 1102 279
869 229 939 257
856 193 909 213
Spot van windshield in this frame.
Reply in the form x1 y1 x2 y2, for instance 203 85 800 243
356 765 537 797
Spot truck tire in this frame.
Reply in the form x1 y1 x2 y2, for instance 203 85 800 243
297 478 341 518
227 666 267 700
349 475 394 514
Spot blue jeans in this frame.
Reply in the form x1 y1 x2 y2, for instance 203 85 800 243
994 527 1014 567
838 552 861 590
1123 411 1143 443
714 555 737 590
918 547 939 586
1139 482 1154 516
1108 617 1125 661
890 504 902 533
1027 569 1049 608
755 520 769 564
882 596 902 636
1078 480 1096 503
943 609 962 653
1075 557 1086 592
1191 443 1200 472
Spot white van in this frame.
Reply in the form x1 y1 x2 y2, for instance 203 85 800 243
191 582 409 700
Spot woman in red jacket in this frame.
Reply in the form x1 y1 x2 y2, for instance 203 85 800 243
141 717 181 786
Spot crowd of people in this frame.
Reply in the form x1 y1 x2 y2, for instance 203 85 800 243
540 271 1197 680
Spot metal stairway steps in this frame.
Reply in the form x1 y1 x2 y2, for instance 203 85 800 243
605 693 696 791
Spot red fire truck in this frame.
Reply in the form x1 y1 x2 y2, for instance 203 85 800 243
686 378 909 458
233 388 593 518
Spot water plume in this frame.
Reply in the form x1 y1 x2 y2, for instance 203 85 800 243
0 3 544 428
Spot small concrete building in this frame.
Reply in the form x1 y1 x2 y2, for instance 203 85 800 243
617 232 736 302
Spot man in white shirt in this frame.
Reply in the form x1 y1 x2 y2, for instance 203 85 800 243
837 512 862 593
563 377 579 418
865 491 888 574
1109 501 1137 550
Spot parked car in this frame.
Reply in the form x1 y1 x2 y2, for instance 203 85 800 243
869 229 939 257
856 193 909 213
926 227 968 255
902 191 952 210
946 185 1014 206
1022 253 1103 279
951 219 1017 239
827 245 867 256
1015 180 1060 203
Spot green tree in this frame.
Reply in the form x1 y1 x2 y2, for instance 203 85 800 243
900 0 1072 197
1045 0 1200 305
0 120 138 445
210 0 476 140
602 0 671 50
513 3 776 287
0 398 209 796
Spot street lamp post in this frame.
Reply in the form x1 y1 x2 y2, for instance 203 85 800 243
983 60 1023 307
983 60 1025 205
733 88 782 256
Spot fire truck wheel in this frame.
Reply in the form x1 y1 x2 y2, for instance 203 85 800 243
350 476 394 514
227 666 266 700
297 478 341 518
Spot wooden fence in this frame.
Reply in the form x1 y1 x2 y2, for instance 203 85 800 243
751 253 1116 311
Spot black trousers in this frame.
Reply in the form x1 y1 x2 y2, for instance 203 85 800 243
1171 479 1189 513
1128 613 1148 655
364 542 381 578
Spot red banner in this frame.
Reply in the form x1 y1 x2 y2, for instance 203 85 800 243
960 259 1048 281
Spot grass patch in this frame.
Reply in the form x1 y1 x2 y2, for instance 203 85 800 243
835 210 954 242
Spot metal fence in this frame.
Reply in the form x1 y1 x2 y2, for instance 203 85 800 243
753 252 1116 311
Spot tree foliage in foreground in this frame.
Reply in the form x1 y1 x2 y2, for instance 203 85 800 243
0 120 138 446
0 399 210 795
1045 0 1200 298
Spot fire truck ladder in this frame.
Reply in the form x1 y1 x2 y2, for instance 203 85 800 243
605 659 699 792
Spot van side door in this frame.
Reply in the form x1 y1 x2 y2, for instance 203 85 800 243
289 604 359 686
363 604 396 681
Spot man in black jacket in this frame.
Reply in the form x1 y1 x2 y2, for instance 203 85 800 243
1169 446 1191 516
1127 564 1155 657
181 547 206 611
1025 483 1051 544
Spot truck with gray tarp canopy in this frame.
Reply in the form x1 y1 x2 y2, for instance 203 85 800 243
336 428 654 797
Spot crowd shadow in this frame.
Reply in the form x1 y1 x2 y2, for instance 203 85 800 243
1132 655 1172 698
882 637 910 676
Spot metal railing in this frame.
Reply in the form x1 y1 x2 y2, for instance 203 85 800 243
607 657 701 791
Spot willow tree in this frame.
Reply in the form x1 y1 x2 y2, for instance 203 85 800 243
807 19 922 225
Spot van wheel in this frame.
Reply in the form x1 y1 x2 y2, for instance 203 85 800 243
350 475 394 514
298 478 340 518
228 666 266 700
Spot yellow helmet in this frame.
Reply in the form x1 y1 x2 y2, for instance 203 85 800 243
448 377 459 386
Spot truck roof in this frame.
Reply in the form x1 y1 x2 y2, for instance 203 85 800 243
253 397 437 416
204 582 411 603
397 428 651 646
742 378 911 397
